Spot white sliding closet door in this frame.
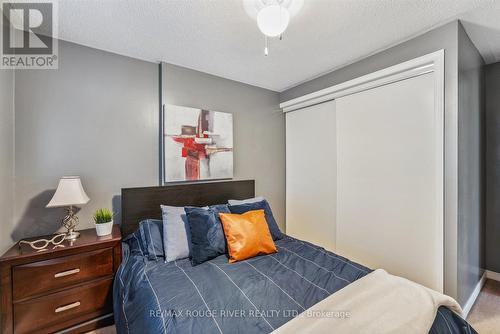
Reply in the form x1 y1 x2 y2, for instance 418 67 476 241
286 100 336 251
335 72 443 292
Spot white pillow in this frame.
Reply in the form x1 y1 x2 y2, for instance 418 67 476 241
228 196 265 206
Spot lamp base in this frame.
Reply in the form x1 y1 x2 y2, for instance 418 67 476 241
62 206 80 241
65 231 80 240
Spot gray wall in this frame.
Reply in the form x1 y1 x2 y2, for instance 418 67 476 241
163 64 285 229
280 21 462 301
485 62 500 273
13 40 159 240
457 23 485 306
0 68 14 254
0 13 15 255
8 40 284 247
280 21 459 104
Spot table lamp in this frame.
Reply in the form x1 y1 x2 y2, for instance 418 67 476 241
46 176 90 240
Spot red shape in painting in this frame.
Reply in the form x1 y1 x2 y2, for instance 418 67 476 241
170 110 232 180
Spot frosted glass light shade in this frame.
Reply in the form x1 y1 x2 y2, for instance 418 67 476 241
257 5 290 37
46 176 90 207
243 0 304 20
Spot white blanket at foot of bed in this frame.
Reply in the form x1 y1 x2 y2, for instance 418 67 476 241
273 269 462 334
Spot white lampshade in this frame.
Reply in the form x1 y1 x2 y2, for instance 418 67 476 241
257 5 290 37
46 176 90 208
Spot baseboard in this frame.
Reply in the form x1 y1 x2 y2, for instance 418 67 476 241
462 272 486 319
486 270 500 282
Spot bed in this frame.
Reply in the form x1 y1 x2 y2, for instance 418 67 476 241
114 180 476 334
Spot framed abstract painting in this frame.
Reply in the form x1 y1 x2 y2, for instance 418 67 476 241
163 105 233 182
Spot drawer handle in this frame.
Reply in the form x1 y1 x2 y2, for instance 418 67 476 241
55 301 81 313
54 268 80 278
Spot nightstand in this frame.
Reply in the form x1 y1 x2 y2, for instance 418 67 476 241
0 226 122 334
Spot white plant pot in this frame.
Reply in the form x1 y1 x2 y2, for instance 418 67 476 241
95 221 113 236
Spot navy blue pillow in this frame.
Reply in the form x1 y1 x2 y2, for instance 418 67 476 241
138 219 164 261
228 200 283 240
185 204 230 266
123 229 147 257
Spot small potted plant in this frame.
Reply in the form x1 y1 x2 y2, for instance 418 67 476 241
93 208 114 236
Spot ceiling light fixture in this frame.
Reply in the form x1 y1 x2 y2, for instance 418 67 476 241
244 0 303 56
257 5 290 37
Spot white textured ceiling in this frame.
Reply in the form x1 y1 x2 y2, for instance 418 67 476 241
56 0 500 92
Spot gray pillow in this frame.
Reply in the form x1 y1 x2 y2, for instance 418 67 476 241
161 205 192 262
227 196 265 206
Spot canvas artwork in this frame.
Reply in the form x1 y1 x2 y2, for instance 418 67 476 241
164 105 233 182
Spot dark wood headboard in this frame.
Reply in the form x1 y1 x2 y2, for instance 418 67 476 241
121 180 255 237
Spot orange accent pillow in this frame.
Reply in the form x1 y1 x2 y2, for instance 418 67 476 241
219 209 277 263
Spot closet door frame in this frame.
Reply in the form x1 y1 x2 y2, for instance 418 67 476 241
280 50 444 114
281 50 445 292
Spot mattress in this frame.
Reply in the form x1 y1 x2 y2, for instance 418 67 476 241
114 235 476 334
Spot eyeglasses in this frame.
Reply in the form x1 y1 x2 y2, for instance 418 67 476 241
19 234 67 251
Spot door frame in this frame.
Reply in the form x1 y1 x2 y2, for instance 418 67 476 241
281 50 445 292
280 50 444 114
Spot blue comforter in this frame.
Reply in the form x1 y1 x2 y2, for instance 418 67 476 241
114 236 476 334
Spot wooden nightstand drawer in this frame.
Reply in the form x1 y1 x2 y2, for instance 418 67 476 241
13 277 113 334
13 248 113 301
1 226 121 334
